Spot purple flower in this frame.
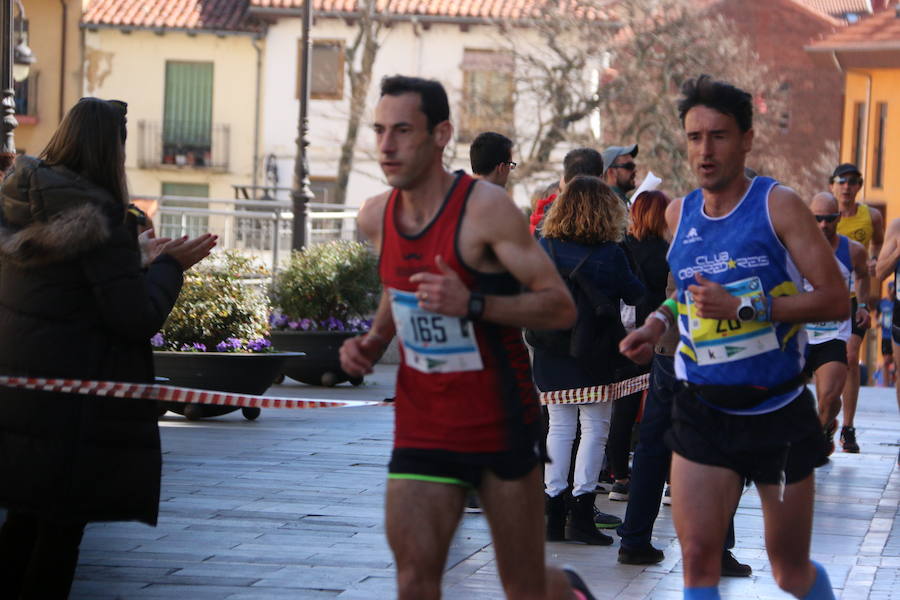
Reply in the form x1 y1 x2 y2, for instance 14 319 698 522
322 317 345 331
288 320 301 330
150 333 165 347
300 318 314 331
270 313 289 329
248 338 272 352
179 342 207 352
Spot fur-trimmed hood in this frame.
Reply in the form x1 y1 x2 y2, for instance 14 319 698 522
0 155 119 268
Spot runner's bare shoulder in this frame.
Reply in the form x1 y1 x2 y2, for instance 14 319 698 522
357 191 391 242
465 180 528 236
767 184 810 235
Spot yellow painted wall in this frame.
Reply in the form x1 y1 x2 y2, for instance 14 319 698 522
841 68 900 224
83 28 262 199
17 0 83 154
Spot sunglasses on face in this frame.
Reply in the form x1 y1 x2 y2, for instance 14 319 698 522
610 162 636 171
833 176 862 186
814 213 840 223
505 161 517 170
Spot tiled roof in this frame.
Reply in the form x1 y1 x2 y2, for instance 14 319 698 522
83 0 260 32
808 7 900 47
796 0 874 17
249 0 595 20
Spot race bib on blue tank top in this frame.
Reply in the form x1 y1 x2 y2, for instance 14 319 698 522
804 235 853 344
667 177 806 414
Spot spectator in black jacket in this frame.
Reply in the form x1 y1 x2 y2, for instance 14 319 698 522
0 97 216 598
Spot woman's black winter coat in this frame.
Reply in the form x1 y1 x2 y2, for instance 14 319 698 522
0 156 183 525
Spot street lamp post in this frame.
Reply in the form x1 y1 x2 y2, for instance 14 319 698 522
0 0 34 171
0 0 18 169
291 0 314 250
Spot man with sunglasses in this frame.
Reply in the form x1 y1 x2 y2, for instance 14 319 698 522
469 131 515 188
831 163 883 453
601 144 638 205
804 192 869 455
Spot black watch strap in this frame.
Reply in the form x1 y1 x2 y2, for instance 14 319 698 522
466 291 486 321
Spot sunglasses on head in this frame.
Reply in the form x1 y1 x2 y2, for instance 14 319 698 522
610 162 636 171
815 213 840 223
833 176 862 186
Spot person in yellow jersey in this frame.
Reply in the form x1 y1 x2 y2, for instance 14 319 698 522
831 163 884 453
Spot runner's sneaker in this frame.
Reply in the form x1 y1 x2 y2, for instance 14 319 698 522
593 507 622 529
824 419 838 456
662 485 672 506
563 567 597 600
840 426 860 453
609 481 629 502
721 550 752 577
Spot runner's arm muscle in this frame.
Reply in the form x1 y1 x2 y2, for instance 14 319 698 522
769 186 849 323
473 189 576 330
876 218 900 282
871 205 885 263
850 240 872 328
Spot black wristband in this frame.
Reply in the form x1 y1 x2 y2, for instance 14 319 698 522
466 291 486 321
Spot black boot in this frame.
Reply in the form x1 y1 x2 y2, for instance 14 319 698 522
545 493 566 542
566 493 613 545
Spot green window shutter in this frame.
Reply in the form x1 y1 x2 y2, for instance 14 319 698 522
161 182 209 198
164 62 213 148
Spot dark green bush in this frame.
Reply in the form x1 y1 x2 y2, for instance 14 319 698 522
160 251 271 350
271 241 379 327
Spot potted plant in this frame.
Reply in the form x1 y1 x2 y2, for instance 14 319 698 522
154 251 300 420
270 240 380 386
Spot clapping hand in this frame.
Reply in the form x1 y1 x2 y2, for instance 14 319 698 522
160 233 218 270
137 229 172 267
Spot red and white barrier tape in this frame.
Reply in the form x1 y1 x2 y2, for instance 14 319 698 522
540 373 649 405
0 376 381 410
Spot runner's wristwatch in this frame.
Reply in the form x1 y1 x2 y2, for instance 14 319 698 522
467 291 486 320
736 296 756 322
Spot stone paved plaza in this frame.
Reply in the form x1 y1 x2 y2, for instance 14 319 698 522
61 365 900 599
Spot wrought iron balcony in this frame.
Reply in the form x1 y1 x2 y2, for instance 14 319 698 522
136 119 230 171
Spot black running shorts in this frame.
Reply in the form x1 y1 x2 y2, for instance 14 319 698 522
850 298 868 339
666 387 825 486
804 339 848 376
388 446 540 489
882 336 893 356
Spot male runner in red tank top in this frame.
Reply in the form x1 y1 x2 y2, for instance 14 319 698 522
340 75 595 600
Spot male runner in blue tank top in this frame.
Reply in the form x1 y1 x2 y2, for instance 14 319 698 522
620 75 848 600
804 192 869 455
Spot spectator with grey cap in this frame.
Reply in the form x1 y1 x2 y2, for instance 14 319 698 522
602 144 639 204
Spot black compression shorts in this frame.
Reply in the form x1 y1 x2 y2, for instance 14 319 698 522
388 446 540 489
666 387 825 485
805 339 848 375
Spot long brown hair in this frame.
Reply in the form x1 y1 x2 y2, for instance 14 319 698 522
629 190 670 241
39 97 129 207
541 176 626 244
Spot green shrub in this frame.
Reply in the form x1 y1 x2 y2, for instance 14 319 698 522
270 241 379 329
159 251 272 350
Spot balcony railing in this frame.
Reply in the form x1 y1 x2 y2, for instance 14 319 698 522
136 119 230 171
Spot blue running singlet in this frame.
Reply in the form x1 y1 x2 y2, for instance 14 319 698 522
667 176 806 415
804 235 852 345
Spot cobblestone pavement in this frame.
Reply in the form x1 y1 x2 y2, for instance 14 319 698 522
65 365 900 599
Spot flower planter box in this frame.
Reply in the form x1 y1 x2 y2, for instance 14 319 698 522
154 351 303 420
269 330 363 387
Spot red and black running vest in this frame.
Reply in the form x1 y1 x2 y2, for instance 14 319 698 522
379 171 540 454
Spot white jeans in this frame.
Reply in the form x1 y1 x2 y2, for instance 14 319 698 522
544 402 612 497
